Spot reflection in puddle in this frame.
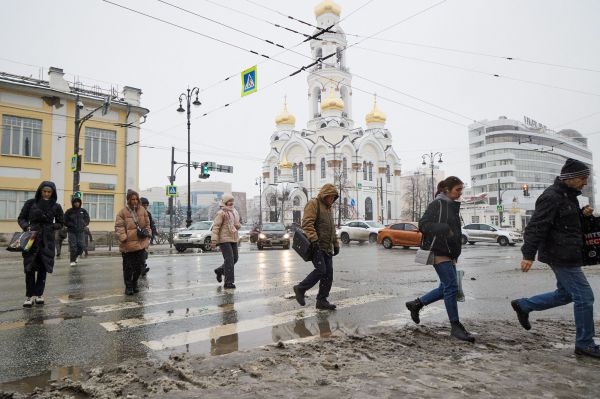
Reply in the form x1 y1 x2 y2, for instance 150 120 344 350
1 366 84 394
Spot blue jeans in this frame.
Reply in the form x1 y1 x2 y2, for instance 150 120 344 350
419 261 459 322
516 265 596 349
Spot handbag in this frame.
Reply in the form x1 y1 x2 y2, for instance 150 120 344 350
292 199 320 262
128 207 149 239
6 230 38 252
583 215 600 266
415 200 443 265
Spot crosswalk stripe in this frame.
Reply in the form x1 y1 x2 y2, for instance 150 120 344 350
99 287 348 331
142 294 394 350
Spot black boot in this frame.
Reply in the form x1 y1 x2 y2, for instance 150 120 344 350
125 287 135 296
405 298 424 324
511 300 531 330
316 299 337 310
293 285 306 306
214 268 223 283
224 283 236 289
575 345 600 359
450 321 475 343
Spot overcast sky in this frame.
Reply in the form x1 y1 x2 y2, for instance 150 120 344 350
3 0 600 205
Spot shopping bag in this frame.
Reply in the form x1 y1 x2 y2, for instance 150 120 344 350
415 248 435 265
456 269 465 302
6 231 38 252
292 226 313 262
583 216 600 266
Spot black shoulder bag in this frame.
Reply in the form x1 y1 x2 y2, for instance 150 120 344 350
292 199 320 262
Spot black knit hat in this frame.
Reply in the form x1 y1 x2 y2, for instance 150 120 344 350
560 158 590 180
140 197 149 205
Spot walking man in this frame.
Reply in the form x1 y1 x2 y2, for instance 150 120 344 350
511 158 599 358
293 183 340 310
64 197 90 266
140 197 157 275
55 226 67 258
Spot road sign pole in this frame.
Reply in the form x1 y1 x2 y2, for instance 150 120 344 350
169 146 174 248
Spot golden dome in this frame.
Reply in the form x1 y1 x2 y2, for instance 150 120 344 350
279 158 293 169
365 95 386 124
321 82 345 111
275 99 296 126
315 0 341 17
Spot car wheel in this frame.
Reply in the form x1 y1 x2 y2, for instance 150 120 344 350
369 234 377 244
382 237 393 249
468 241 475 245
202 237 213 251
175 245 186 253
461 235 468 245
498 236 509 246
340 233 350 245
403 246 410 249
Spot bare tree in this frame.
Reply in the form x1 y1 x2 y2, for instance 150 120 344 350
333 165 355 227
402 173 432 221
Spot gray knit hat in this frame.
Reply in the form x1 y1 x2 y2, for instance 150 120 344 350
559 158 590 180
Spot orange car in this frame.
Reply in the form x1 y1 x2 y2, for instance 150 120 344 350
377 222 423 249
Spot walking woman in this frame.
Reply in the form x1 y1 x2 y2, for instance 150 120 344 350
115 189 151 295
17 181 64 307
405 176 475 342
211 195 241 289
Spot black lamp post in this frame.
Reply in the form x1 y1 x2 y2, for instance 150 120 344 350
177 87 201 228
255 176 265 226
422 152 443 200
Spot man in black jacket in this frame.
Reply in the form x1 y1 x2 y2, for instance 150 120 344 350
511 158 598 359
140 197 157 276
64 197 90 266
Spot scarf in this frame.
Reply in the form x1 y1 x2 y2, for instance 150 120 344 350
223 205 240 233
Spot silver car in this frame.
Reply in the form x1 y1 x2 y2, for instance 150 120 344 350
461 223 523 247
173 221 213 252
338 220 385 244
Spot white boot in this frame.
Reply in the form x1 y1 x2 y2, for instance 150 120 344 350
23 297 33 308
35 296 45 305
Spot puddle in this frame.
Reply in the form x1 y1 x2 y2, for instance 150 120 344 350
1 366 85 395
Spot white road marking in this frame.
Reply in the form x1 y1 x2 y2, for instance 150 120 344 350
142 293 394 350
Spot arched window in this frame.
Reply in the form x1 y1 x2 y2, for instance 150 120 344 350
342 157 348 179
386 165 391 184
320 157 326 179
368 162 373 181
365 197 373 221
292 163 298 182
387 200 392 221
273 167 278 183
298 162 304 181
363 161 367 180
293 196 301 207
269 195 277 207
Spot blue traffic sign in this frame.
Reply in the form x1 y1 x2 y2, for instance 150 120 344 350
166 185 178 197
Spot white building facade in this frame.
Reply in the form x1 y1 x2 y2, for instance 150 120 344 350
261 1 402 226
466 115 594 230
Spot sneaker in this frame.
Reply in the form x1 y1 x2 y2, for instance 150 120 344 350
70 262 77 267
575 345 600 359
450 321 475 343
293 285 306 306
405 298 424 325
316 299 337 310
214 268 223 283
511 300 531 330
23 297 33 308
34 296 45 305
224 283 236 289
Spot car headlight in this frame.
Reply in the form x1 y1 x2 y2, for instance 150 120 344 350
283 233 290 239
259 233 266 239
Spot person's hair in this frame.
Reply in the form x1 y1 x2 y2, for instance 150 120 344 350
434 181 446 197
441 176 464 193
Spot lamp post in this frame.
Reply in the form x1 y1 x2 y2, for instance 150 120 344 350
176 87 201 228
255 177 265 226
421 152 443 200
320 135 347 227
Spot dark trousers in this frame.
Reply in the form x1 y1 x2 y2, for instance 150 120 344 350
25 267 47 297
419 261 460 322
68 231 85 262
297 250 333 300
216 242 238 285
122 250 146 289
55 238 65 257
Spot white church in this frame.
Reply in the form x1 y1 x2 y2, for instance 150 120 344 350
261 0 402 225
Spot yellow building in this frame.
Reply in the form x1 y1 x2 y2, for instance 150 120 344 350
0 67 148 235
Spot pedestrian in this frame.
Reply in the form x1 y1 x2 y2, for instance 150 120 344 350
140 197 157 276
211 195 241 289
405 176 475 342
115 189 152 295
511 158 599 358
55 225 67 258
83 226 93 257
17 181 64 307
293 183 340 310
64 197 90 266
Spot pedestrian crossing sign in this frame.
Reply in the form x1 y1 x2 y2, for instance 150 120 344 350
241 65 257 97
166 185 178 197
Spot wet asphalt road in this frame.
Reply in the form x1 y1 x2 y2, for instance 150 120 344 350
1 242 600 393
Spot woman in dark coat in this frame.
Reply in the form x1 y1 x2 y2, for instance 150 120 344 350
405 176 475 342
17 181 64 307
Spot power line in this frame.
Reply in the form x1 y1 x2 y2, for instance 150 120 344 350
554 111 600 129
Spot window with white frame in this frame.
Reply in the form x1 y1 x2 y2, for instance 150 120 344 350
509 214 516 227
0 190 35 220
85 193 114 220
342 157 348 179
85 127 116 165
1 115 42 157
292 163 298 182
490 215 499 225
298 162 304 181
273 166 278 183
471 215 480 223
386 165 391 183
368 162 373 181
363 161 367 180
320 158 326 179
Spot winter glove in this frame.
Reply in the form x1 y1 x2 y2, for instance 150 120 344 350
310 241 320 255
333 247 340 256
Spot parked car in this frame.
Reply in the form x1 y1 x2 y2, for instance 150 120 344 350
238 224 254 243
338 220 385 244
461 223 523 246
377 222 423 249
256 222 290 250
173 221 213 252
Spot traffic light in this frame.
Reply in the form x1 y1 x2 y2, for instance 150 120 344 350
199 162 210 179
522 184 529 197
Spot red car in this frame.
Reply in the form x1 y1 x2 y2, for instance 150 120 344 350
377 222 422 249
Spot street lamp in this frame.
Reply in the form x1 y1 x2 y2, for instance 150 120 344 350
422 152 443 200
177 87 202 228
255 177 265 226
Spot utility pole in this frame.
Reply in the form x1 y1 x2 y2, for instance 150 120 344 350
498 178 503 226
168 146 175 248
255 177 264 226
421 152 443 200
379 177 384 224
